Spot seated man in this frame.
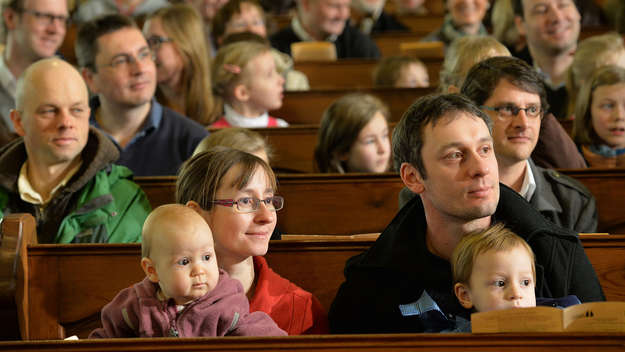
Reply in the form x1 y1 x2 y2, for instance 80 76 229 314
461 56 596 233
0 58 150 243
329 93 604 334
75 14 208 176
270 0 380 59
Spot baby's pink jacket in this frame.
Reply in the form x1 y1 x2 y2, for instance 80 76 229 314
89 270 287 338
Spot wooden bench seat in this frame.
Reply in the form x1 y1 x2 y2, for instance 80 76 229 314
293 58 442 89
3 332 625 351
271 87 435 125
7 210 625 340
136 168 625 235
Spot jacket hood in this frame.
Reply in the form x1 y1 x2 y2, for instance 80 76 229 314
0 127 119 193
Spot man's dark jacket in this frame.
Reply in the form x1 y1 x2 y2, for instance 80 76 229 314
329 184 605 334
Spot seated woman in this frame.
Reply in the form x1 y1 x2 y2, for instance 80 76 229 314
421 0 489 48
143 4 218 125
566 32 625 120
177 147 329 334
315 93 391 173
372 56 429 88
573 65 625 168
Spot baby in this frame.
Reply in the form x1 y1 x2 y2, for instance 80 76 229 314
451 223 536 331
90 204 286 338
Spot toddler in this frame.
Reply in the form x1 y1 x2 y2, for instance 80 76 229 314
373 56 429 88
451 223 536 331
90 204 286 338
211 41 288 128
573 65 625 168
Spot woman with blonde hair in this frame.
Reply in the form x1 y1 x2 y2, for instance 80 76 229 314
193 127 274 164
315 93 391 173
566 32 625 119
144 4 218 125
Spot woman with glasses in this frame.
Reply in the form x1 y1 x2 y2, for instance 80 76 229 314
143 4 218 125
176 147 329 335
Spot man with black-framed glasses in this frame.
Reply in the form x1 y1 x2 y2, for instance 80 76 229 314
0 0 68 142
74 14 207 176
461 56 597 234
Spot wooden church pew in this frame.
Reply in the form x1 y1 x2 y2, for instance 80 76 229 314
7 225 625 340
293 58 442 89
271 87 435 126
136 168 625 235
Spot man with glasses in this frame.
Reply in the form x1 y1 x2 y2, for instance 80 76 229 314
329 92 604 334
0 0 68 140
461 56 597 233
0 58 150 243
75 14 207 176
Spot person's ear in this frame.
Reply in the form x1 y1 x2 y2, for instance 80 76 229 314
10 109 25 137
454 282 474 309
3 8 19 31
141 257 159 283
186 200 212 226
514 16 527 37
233 83 250 102
447 85 459 93
81 67 99 94
400 162 425 194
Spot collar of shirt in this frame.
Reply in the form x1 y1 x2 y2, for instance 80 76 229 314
533 63 564 90
589 143 625 157
18 158 83 206
224 103 269 128
0 55 17 100
89 96 162 150
291 16 339 42
519 159 536 201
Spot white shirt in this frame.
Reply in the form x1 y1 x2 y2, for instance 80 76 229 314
519 159 537 202
223 104 288 128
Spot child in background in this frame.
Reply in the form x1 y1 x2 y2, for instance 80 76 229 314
450 223 537 332
372 56 429 88
211 41 288 128
90 204 286 338
566 33 625 119
212 0 310 91
573 65 625 168
315 93 391 173
193 127 273 164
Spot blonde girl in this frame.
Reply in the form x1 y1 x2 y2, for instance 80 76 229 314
211 41 288 128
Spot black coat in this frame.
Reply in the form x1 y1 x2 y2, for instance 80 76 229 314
329 184 605 334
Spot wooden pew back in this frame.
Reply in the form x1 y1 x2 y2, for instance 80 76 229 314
271 87 435 126
15 234 625 340
136 168 625 235
293 58 442 89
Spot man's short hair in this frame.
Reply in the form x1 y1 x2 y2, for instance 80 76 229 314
2 0 22 37
512 0 523 17
392 93 492 178
460 56 549 113
75 14 137 71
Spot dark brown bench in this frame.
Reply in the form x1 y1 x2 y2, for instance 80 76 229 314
136 168 625 235
293 58 442 89
271 87 435 125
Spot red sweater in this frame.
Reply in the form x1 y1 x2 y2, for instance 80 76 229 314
250 256 329 335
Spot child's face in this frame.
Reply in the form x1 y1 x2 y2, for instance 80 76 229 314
591 83 625 149
148 219 220 305
395 63 429 88
459 246 536 312
143 18 185 89
223 3 267 39
343 111 391 173
241 51 285 115
198 165 277 264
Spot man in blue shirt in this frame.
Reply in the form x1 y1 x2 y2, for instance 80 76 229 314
75 14 207 176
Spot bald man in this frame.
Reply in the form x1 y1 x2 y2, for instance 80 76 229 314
0 58 150 243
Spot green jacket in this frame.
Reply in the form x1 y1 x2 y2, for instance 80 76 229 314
0 128 150 243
